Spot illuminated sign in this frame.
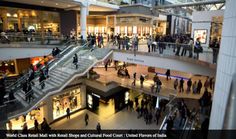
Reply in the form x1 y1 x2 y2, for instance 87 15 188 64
194 29 207 44
92 93 101 98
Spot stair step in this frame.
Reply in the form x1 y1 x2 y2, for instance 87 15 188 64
46 80 58 87
50 72 68 80
50 78 62 85
51 70 70 78
14 94 28 107
33 92 39 98
53 68 71 76
32 86 43 95
50 75 65 83
18 90 26 100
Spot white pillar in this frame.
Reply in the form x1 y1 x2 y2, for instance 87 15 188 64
43 97 53 124
80 6 87 40
209 0 236 129
80 85 87 108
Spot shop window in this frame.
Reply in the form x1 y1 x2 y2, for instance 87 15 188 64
6 107 44 130
52 88 81 120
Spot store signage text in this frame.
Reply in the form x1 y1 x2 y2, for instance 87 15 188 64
126 57 144 63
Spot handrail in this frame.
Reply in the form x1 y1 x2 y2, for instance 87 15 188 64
0 40 88 113
1 41 90 108
4 39 83 96
159 99 178 131
5 41 64 89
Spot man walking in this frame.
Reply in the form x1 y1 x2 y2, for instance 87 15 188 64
85 113 89 126
132 72 136 86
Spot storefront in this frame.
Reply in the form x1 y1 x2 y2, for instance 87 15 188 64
0 7 60 33
86 86 129 116
52 87 82 120
6 105 44 130
0 60 16 76
114 15 153 37
77 15 107 36
191 10 224 48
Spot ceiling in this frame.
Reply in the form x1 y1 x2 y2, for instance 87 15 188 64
3 0 119 12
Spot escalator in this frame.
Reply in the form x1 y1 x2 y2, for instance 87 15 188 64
1 42 113 120
159 98 201 139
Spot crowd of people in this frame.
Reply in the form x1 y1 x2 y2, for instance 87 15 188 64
107 33 220 63
126 95 168 126
173 76 215 94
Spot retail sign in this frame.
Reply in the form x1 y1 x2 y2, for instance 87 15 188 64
126 57 144 63
193 29 207 44
92 93 101 98
119 18 134 23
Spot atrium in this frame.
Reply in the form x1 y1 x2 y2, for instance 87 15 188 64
0 0 234 138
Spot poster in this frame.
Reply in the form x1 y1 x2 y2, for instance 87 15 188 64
194 29 207 44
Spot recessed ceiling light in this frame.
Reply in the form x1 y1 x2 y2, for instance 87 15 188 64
56 3 58 5
41 1 44 3
67 5 71 7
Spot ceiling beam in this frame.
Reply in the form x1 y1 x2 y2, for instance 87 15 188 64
154 0 225 9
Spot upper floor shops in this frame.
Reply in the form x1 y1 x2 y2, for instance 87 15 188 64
0 1 192 42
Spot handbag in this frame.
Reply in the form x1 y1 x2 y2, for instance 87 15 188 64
198 46 203 53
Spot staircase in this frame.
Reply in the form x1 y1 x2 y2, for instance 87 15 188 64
4 47 113 119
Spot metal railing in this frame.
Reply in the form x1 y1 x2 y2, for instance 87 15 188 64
4 39 84 99
0 41 93 119
108 40 218 64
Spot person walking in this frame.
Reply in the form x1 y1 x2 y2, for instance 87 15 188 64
209 77 214 90
96 122 101 134
197 80 203 94
39 69 46 89
187 78 192 93
156 78 162 93
194 37 202 59
85 113 89 126
140 75 144 88
174 79 178 90
179 78 184 93
34 119 39 131
66 107 70 119
155 108 161 125
192 81 197 94
210 38 220 64
204 78 210 89
132 72 136 86
165 69 171 80
73 54 78 69
188 38 194 58
104 62 108 71
147 36 152 53
41 117 51 131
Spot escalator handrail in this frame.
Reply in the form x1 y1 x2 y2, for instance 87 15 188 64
2 40 90 107
5 39 81 90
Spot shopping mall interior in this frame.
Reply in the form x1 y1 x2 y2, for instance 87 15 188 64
0 0 235 138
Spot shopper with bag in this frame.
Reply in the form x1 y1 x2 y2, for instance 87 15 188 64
194 37 203 59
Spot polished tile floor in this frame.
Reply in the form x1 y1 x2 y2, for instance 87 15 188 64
51 108 162 130
93 65 212 100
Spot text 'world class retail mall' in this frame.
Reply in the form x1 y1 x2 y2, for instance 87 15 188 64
0 0 235 139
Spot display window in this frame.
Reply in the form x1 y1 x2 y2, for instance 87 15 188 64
210 16 223 41
194 29 207 44
0 60 16 76
0 7 60 33
6 107 44 130
52 88 81 120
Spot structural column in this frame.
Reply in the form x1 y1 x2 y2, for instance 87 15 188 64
80 5 88 40
209 0 236 129
43 97 53 124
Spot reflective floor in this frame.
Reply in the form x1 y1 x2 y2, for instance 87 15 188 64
93 65 212 100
